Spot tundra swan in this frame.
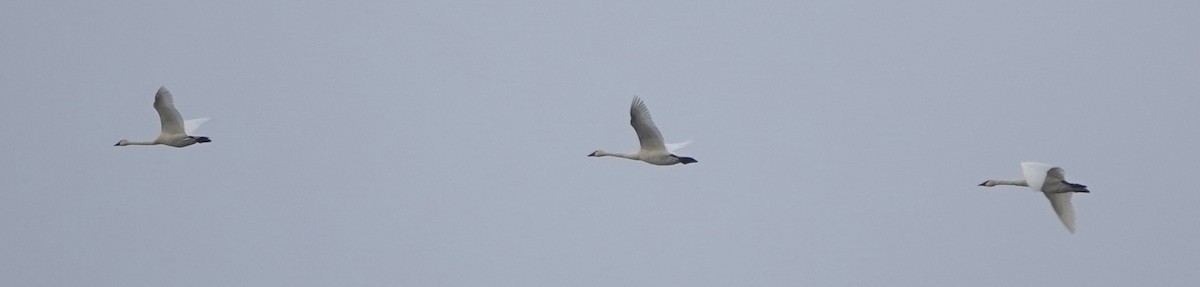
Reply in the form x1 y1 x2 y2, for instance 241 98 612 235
115 87 212 148
979 162 1090 233
588 97 697 166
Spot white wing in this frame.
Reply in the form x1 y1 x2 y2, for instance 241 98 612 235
629 97 667 152
665 138 694 153
153 86 186 135
1020 162 1056 192
1044 192 1077 234
184 118 210 135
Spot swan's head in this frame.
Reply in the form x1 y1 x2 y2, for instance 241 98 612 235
587 150 605 157
114 139 129 146
979 180 995 187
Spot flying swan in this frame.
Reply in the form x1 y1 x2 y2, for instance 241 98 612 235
115 86 212 148
588 97 697 166
979 162 1090 233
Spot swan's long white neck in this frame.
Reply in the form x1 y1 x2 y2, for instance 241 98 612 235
986 179 1028 187
595 151 639 160
120 140 157 146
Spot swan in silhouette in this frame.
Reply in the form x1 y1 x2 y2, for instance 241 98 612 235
115 87 212 148
589 97 697 166
979 162 1090 233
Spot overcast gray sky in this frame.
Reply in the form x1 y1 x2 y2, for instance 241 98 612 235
2 1 1198 286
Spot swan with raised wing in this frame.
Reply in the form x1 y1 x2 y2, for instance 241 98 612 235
115 86 212 148
589 97 696 166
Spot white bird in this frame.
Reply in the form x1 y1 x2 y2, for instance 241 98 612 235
588 97 697 166
979 162 1090 233
115 86 212 148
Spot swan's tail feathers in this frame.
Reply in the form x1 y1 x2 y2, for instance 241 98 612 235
674 155 698 165
192 136 212 143
1065 181 1089 193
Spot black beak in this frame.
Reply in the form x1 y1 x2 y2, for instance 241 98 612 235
587 152 597 157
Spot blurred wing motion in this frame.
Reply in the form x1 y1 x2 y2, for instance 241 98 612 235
665 138 693 153
184 118 210 135
1044 192 1077 233
1020 162 1056 192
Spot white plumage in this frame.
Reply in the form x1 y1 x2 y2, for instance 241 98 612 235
980 162 1090 233
589 97 697 166
115 87 212 148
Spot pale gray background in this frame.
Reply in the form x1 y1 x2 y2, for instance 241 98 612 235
2 1 1198 286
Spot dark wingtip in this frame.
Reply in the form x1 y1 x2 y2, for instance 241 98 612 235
587 151 597 157
194 136 212 143
677 156 698 164
113 143 120 146
978 182 987 186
